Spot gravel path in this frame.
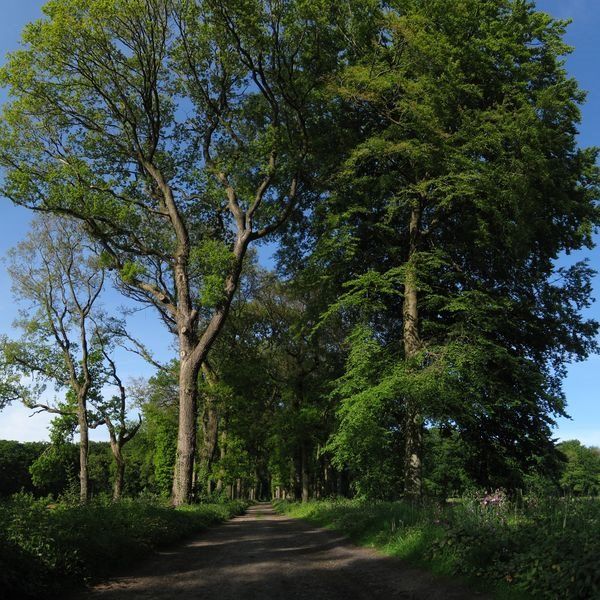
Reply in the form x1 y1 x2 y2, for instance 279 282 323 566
81 503 487 600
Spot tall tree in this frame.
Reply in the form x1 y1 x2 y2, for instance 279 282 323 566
0 0 340 504
305 0 599 496
1 216 106 502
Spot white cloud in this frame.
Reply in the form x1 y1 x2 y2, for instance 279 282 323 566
0 403 52 442
0 402 109 442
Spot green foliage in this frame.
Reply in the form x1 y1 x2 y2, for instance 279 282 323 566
0 341 28 409
0 0 338 341
302 0 600 496
558 440 600 496
0 441 49 496
153 422 177 497
119 261 147 285
28 444 78 497
326 325 404 498
0 493 247 599
276 496 600 600
213 435 254 487
131 365 180 497
191 240 235 308
0 439 139 500
422 429 476 498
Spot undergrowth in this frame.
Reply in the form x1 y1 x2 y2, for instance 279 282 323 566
0 493 247 599
274 496 599 600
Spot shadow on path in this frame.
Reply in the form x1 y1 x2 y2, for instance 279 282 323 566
80 503 487 600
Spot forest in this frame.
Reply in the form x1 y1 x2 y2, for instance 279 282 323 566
0 0 599 599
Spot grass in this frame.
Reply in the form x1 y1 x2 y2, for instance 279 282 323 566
274 496 600 600
0 493 247 599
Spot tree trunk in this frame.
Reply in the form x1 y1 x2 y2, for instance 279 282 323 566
403 399 422 497
402 202 423 498
301 444 310 503
170 229 251 505
78 408 89 503
216 418 227 494
200 362 219 492
112 443 125 501
172 347 200 505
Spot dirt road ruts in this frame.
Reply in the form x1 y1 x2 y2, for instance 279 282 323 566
81 503 487 599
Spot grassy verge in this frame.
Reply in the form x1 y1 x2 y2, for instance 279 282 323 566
0 493 247 599
274 497 599 599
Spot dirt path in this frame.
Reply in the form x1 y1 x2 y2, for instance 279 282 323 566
81 503 486 600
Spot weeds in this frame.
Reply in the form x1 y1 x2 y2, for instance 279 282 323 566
0 493 247 599
275 496 600 599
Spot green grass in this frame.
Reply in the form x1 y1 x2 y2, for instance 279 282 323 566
274 497 600 600
0 493 247 599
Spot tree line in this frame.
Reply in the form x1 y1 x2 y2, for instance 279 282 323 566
1 433 599 501
0 0 598 504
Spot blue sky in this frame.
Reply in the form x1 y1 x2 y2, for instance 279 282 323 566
0 0 598 446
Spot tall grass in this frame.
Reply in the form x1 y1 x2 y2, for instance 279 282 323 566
275 496 600 599
0 493 247 599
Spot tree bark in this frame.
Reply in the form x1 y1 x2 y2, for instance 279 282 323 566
112 443 125 501
78 406 89 503
216 415 227 494
172 345 201 505
200 362 220 493
402 202 423 498
301 444 310 503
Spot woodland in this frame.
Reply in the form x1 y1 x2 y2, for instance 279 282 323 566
0 0 599 598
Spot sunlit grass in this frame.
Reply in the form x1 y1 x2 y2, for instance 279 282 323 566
275 497 599 599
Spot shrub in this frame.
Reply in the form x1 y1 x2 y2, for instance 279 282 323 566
0 493 247 598
276 496 600 599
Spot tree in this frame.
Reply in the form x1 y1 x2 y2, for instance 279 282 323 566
0 441 49 497
97 340 142 500
303 0 599 496
1 216 107 501
0 347 26 411
558 440 600 496
129 365 180 497
202 268 345 501
0 0 341 504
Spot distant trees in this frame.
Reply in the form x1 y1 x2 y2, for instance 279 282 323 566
0 441 49 496
0 439 117 499
558 440 600 496
194 269 346 501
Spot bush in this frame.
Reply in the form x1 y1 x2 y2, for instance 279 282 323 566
0 493 247 598
275 495 600 599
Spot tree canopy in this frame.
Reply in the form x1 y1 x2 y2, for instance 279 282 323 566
0 0 598 504
0 0 342 504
